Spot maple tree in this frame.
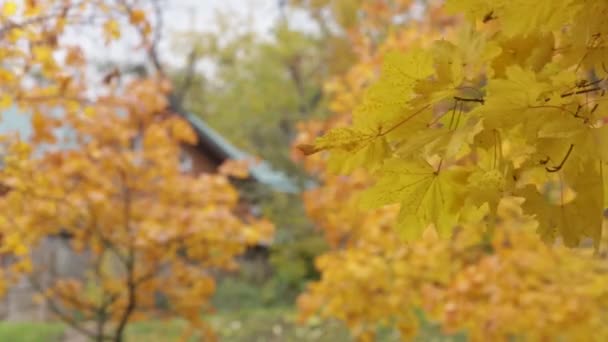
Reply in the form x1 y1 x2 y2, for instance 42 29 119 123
0 1 273 341
296 0 608 340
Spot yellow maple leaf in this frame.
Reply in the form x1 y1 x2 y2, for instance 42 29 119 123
103 19 121 41
1 1 17 16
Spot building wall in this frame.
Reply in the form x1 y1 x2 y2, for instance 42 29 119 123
182 144 219 174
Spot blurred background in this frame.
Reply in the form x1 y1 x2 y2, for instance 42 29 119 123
0 0 348 341
0 0 453 341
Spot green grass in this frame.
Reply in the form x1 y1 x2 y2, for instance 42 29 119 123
0 322 64 342
124 308 352 342
0 309 465 341
124 308 464 342
210 308 350 342
125 319 191 341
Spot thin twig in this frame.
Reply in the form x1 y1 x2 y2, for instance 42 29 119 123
546 144 574 172
453 96 485 104
113 170 137 342
173 48 199 111
27 275 103 340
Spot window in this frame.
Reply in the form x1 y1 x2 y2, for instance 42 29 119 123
179 150 193 173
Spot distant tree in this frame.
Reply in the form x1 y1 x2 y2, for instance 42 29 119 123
168 7 354 299
172 16 338 178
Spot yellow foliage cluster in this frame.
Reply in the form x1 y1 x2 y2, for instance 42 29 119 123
0 1 153 111
306 0 608 244
0 2 272 340
300 197 608 341
296 0 608 340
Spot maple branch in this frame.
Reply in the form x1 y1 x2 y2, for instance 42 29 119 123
173 48 199 110
27 275 106 340
118 0 164 78
85 197 129 266
571 104 594 123
92 252 121 342
482 10 497 23
113 170 137 342
0 15 56 38
576 78 604 88
589 103 600 118
546 144 574 173
380 104 432 136
448 99 457 130
528 104 577 116
454 96 485 104
0 1 107 39
561 87 602 98
456 85 485 97
148 0 165 76
113 256 136 342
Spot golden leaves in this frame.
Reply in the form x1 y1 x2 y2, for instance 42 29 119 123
218 159 251 179
445 0 580 37
103 19 121 42
298 0 608 340
168 116 198 145
1 1 17 17
0 93 12 109
302 196 608 341
354 49 434 129
0 3 269 338
310 127 374 153
129 9 146 25
0 94 273 337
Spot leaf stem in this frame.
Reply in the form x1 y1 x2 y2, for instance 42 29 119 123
546 144 574 173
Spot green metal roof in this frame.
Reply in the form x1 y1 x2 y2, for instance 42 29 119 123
0 108 298 193
184 113 298 193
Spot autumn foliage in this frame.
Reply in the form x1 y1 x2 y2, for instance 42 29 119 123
296 0 608 341
0 1 272 341
3 0 608 340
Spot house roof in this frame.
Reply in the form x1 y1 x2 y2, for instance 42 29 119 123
183 113 298 193
0 108 298 193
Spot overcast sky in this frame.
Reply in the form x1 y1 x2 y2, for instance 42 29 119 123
164 0 282 33
67 0 315 69
158 0 283 66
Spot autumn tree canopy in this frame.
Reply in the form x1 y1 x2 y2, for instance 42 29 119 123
297 0 608 340
0 1 273 341
3 0 608 340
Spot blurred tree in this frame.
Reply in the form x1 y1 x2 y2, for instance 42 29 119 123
168 7 355 300
172 15 342 178
295 0 608 341
0 78 274 341
0 1 273 341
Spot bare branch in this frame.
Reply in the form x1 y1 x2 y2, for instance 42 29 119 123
27 275 103 340
113 170 137 342
173 48 199 110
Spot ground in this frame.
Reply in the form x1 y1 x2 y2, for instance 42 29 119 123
0 278 466 341
0 307 465 341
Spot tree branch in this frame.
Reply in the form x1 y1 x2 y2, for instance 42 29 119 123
27 275 103 340
113 170 137 342
173 48 199 111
